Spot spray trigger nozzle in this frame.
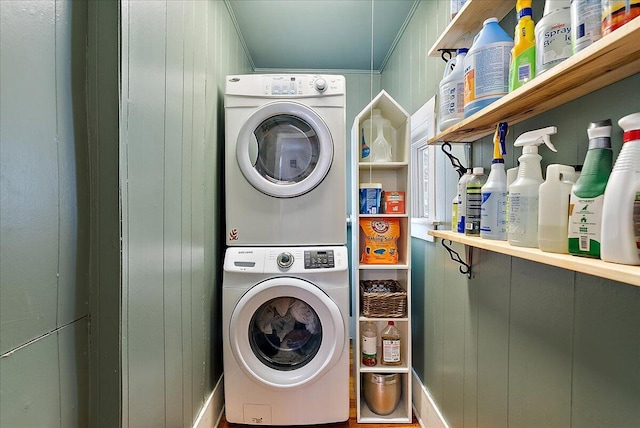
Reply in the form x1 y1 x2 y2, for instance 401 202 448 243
514 126 558 154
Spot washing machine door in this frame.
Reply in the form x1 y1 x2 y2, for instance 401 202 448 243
229 276 345 389
236 101 333 198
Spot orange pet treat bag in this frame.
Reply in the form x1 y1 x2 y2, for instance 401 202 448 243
360 218 400 264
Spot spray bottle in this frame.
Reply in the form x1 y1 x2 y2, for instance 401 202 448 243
508 126 558 247
509 0 536 92
538 164 577 253
457 169 473 233
568 119 613 258
480 122 509 240
601 113 640 265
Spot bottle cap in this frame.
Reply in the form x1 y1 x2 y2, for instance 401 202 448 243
587 119 612 149
473 167 484 175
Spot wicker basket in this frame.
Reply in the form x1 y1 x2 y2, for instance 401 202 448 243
360 279 407 318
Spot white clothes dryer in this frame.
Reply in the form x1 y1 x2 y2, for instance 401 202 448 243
224 74 346 246
222 246 349 425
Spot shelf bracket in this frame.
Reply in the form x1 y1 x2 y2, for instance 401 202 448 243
441 239 472 278
441 142 467 178
437 48 458 63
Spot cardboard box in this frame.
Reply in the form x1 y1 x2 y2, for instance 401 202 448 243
382 191 405 214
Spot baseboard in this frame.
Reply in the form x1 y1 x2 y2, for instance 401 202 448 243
193 374 225 428
411 369 449 428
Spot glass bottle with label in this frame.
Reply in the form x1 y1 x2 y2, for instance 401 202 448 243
381 321 401 366
361 321 378 366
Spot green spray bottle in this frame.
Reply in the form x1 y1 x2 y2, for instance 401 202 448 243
568 119 613 257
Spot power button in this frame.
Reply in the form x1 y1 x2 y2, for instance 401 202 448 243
277 252 294 269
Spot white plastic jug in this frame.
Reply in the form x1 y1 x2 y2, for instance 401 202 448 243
439 48 468 132
362 109 395 162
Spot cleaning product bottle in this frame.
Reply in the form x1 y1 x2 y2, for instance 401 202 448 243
362 109 394 163
439 48 468 132
360 128 370 161
361 321 378 366
509 0 536 92
464 18 514 117
600 113 640 265
570 0 601 53
452 193 459 231
568 119 613 257
457 169 473 233
508 126 558 247
381 321 401 366
481 122 509 240
535 0 572 75
602 0 640 36
538 164 577 253
466 167 486 236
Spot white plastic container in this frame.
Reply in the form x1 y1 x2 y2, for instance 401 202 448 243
508 126 558 247
536 0 572 75
538 164 577 253
439 48 468 132
465 167 486 236
481 163 508 240
457 169 473 233
600 112 640 265
463 18 514 117
570 0 601 54
362 109 395 163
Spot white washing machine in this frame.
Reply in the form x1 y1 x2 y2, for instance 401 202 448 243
224 74 346 246
222 246 349 425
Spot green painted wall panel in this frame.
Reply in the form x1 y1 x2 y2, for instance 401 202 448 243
58 319 90 428
571 275 640 427
0 0 60 354
508 261 574 428
0 332 61 428
119 1 251 426
475 251 510 428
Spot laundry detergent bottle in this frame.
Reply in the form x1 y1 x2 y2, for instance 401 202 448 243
439 48 468 132
509 0 536 92
601 113 640 265
568 119 613 257
480 122 509 240
464 18 514 117
508 126 558 247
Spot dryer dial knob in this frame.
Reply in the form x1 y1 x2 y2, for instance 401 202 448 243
277 252 294 269
314 78 327 92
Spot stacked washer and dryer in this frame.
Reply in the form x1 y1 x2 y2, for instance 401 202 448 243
222 74 349 425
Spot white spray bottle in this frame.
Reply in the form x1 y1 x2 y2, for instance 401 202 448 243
480 122 509 240
508 126 558 247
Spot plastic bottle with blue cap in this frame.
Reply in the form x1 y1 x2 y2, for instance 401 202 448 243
508 126 558 248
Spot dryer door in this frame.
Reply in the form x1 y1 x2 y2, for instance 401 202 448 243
236 101 333 198
229 277 345 389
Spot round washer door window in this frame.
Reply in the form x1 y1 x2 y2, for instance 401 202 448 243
236 101 333 198
229 277 345 389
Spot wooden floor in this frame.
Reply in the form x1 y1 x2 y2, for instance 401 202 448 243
218 343 420 428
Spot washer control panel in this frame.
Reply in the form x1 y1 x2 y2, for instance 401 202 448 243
261 75 345 96
304 249 335 269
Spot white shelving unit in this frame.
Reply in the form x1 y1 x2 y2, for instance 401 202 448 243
351 90 412 423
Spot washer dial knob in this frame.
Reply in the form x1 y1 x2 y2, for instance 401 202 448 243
314 78 327 92
277 252 294 269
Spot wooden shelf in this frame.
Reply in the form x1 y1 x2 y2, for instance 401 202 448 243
358 161 408 170
429 16 640 144
429 229 640 287
428 0 514 57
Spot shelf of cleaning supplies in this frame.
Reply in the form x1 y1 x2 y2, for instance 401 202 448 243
428 17 640 144
428 0 514 57
428 229 640 287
